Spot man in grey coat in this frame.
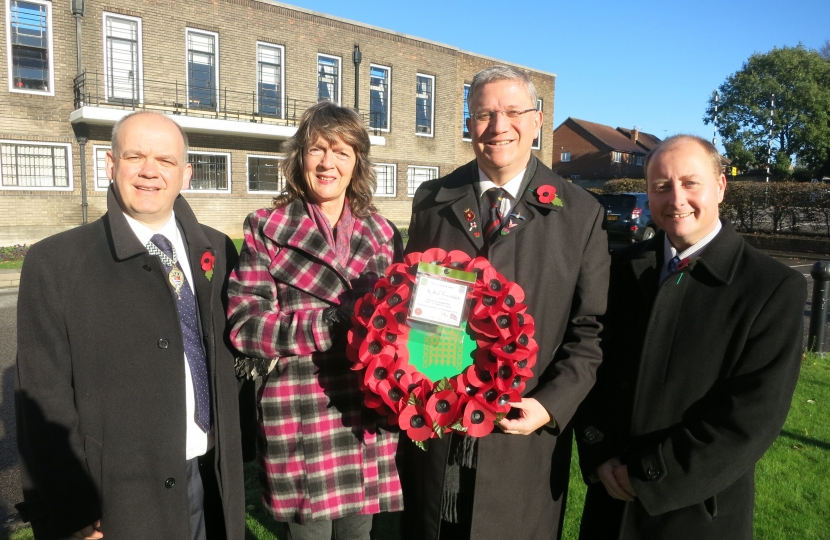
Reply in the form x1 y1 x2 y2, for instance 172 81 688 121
575 135 806 539
400 65 609 540
16 112 246 540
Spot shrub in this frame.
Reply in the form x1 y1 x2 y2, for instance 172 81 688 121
602 178 646 193
0 244 29 262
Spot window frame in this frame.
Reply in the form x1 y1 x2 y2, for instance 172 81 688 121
531 99 542 150
256 41 285 119
373 162 397 197
560 151 571 162
613 151 622 163
636 155 644 166
185 150 231 194
0 139 72 191
185 28 220 112
407 165 438 197
5 0 54 96
415 73 435 138
246 154 285 195
369 63 391 132
102 12 143 104
93 144 112 191
462 84 471 141
317 53 341 106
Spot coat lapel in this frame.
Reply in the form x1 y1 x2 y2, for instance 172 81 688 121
174 196 217 343
261 199 349 305
436 161 485 251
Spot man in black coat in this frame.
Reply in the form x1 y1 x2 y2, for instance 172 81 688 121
400 65 609 540
575 135 806 539
16 112 246 540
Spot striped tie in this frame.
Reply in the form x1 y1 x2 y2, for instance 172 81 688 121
484 187 506 245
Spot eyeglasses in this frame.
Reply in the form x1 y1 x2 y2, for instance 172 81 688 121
470 108 537 123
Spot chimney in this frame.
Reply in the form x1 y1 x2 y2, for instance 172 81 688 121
632 127 639 143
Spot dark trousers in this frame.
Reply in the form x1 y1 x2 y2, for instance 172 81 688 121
192 448 226 540
285 513 373 540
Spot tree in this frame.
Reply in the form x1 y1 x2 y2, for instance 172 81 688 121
704 45 830 174
820 39 830 60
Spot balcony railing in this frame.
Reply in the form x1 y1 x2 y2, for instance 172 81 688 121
73 71 382 134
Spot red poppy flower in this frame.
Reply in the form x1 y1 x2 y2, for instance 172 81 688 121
442 250 473 268
399 404 434 441
426 389 461 427
536 184 557 204
377 379 407 414
462 400 496 437
200 251 215 271
364 354 396 392
420 248 448 265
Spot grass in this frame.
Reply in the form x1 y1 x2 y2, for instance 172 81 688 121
8 356 829 540
0 245 28 270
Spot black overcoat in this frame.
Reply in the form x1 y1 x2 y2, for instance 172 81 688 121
15 188 247 540
400 158 610 540
575 221 806 540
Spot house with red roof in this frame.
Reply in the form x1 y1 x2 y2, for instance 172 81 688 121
552 117 661 180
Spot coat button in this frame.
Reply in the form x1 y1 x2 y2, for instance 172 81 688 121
158 339 169 349
142 264 152 272
647 467 660 479
165 477 175 489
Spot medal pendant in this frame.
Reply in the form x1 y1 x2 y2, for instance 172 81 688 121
168 267 185 300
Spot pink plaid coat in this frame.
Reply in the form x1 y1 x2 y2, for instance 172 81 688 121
227 200 404 524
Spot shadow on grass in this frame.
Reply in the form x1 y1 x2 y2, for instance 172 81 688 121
778 430 830 451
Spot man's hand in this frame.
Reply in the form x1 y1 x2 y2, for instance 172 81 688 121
498 398 552 435
73 520 103 539
596 458 636 501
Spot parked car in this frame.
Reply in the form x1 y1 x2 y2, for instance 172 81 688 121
598 192 657 243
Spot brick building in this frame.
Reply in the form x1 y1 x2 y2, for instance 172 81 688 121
0 0 555 244
552 117 659 180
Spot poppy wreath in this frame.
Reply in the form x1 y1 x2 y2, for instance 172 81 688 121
346 248 539 450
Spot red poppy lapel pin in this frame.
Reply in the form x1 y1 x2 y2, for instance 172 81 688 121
529 184 563 207
200 251 216 281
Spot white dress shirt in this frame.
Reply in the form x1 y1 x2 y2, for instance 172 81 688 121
659 220 723 284
124 211 213 460
477 167 527 227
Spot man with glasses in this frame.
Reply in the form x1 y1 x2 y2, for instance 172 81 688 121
401 65 610 540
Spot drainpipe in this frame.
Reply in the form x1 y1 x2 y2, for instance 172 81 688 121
71 0 87 224
353 45 362 110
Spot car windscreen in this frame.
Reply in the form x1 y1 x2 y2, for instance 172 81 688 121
602 195 639 211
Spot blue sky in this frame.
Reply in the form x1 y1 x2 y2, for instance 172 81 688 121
281 0 829 150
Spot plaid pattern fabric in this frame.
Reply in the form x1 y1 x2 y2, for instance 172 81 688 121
228 200 403 523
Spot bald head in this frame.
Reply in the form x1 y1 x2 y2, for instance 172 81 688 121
111 112 189 162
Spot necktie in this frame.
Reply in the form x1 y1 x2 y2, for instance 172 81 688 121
148 234 212 433
668 255 681 274
484 187 506 245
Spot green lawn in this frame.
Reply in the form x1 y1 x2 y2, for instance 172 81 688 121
9 356 830 540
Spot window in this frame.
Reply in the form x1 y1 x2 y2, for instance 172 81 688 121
257 42 284 118
415 74 434 136
6 0 53 94
93 145 111 190
369 64 390 131
407 165 438 197
531 99 542 150
561 152 571 162
613 151 622 163
374 163 396 197
462 84 471 140
186 29 218 111
247 155 285 193
187 152 230 192
0 141 71 190
636 155 643 166
570 175 580 180
318 54 340 105
104 13 142 103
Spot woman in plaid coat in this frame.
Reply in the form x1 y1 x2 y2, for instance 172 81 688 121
227 102 404 540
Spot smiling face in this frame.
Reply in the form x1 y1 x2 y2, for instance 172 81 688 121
107 113 191 231
646 139 726 251
467 79 543 185
302 135 356 213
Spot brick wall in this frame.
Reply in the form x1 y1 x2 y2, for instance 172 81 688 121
0 0 555 244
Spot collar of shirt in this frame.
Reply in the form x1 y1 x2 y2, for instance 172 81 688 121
477 166 526 220
660 219 723 281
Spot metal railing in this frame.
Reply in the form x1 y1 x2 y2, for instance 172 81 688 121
73 71 382 135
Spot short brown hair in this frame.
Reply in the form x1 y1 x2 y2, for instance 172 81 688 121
644 134 723 181
274 101 376 218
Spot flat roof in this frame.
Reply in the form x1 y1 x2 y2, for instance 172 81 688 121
258 0 556 78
